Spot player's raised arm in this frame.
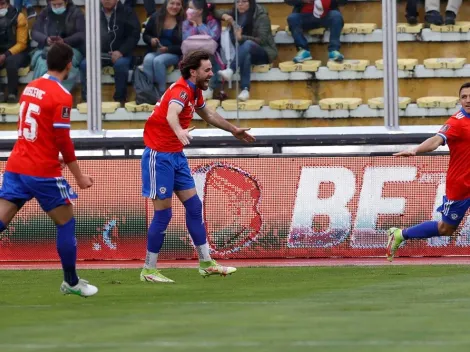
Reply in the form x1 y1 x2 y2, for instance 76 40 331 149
197 106 256 143
393 135 444 157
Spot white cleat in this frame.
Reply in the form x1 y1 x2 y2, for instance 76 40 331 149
60 279 98 297
140 268 175 283
199 260 237 278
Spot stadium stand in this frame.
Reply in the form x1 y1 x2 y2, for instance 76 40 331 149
0 0 470 129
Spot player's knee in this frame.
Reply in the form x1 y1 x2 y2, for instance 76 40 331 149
183 195 202 218
438 221 457 236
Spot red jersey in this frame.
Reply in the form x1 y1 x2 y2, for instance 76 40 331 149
301 0 333 17
6 74 73 178
144 77 205 152
437 108 470 200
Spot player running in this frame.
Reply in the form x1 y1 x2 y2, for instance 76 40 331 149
140 50 256 283
0 43 98 297
387 82 470 261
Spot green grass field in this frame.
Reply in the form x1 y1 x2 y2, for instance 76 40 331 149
1 266 470 352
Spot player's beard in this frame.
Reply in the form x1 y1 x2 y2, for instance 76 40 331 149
196 76 210 90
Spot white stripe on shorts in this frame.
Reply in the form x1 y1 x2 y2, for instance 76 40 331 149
149 150 157 198
55 177 67 199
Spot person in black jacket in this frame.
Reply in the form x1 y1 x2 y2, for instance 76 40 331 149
124 0 157 20
31 0 84 92
79 0 140 103
142 0 184 96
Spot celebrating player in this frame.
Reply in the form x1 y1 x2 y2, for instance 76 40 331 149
387 82 470 261
141 50 256 283
0 43 98 297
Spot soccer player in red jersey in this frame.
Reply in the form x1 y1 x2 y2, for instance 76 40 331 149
387 82 470 261
141 50 255 283
0 43 98 297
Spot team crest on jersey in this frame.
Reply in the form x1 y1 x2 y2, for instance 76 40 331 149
159 187 167 194
439 124 450 133
451 213 459 220
62 107 71 119
180 91 188 101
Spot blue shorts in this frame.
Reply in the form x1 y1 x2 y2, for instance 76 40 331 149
141 147 195 200
436 195 470 227
0 171 77 212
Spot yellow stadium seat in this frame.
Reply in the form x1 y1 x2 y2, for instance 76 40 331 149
327 60 370 71
284 26 325 36
271 25 280 36
396 23 424 33
319 98 362 110
221 100 264 111
269 99 312 110
77 102 121 114
124 101 155 113
205 99 220 110
102 66 114 75
0 67 30 77
430 21 470 33
375 59 418 70
423 58 466 69
342 23 377 34
0 103 20 115
417 96 458 108
278 60 321 72
251 64 271 73
368 97 412 109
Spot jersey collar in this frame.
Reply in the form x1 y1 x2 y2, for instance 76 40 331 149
43 74 61 83
185 79 198 97
460 107 470 118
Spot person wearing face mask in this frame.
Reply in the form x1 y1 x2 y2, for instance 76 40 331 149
0 0 29 104
31 0 85 93
215 0 277 102
142 0 185 96
182 0 222 100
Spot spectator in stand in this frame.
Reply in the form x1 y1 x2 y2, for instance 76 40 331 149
14 0 35 19
0 0 29 103
182 0 222 99
79 0 140 104
31 0 84 93
425 0 461 25
286 0 344 63
215 0 277 102
142 0 184 97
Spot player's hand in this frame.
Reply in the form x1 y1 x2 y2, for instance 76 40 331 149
111 51 123 64
232 127 255 143
393 149 416 157
176 126 195 146
76 174 94 189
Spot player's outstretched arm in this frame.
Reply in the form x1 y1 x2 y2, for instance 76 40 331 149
393 135 444 157
197 106 256 143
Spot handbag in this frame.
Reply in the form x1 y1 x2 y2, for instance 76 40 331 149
181 34 218 55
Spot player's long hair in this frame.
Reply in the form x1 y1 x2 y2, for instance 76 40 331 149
179 50 211 79
155 0 185 39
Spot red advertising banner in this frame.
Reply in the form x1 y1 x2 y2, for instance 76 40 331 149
1 155 469 262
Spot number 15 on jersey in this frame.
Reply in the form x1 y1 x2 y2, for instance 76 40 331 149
18 101 40 142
